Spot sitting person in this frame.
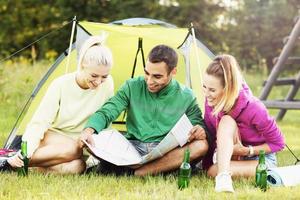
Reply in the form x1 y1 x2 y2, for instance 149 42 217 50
22 35 114 174
202 54 285 192
0 152 24 172
79 44 210 176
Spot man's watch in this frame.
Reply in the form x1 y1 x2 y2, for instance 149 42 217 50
248 145 254 157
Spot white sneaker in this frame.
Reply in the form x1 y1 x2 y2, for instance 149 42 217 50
85 155 100 168
215 172 235 193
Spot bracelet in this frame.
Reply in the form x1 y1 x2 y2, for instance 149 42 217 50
248 145 254 157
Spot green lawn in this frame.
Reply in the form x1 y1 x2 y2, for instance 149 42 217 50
0 62 300 199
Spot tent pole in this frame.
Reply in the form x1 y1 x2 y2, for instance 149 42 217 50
65 16 77 74
190 23 203 88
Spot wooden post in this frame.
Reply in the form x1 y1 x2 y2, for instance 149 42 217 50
260 17 300 100
277 72 300 120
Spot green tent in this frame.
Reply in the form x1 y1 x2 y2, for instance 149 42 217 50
4 18 214 148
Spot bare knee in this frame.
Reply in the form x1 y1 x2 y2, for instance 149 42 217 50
60 143 82 160
219 115 237 127
217 115 238 139
189 139 209 161
207 164 218 177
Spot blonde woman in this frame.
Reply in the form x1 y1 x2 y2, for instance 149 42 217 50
202 54 284 192
22 36 114 174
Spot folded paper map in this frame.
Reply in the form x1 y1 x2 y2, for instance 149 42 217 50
83 114 193 166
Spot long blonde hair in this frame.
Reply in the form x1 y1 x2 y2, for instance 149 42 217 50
77 35 113 71
206 54 243 116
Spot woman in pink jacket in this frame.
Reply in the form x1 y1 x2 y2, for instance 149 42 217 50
202 54 285 193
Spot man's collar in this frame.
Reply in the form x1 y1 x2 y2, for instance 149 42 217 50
156 79 176 96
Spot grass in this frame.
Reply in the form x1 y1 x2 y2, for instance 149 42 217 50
1 173 299 200
0 61 300 199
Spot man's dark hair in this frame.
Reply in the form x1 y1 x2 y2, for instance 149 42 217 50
148 44 178 72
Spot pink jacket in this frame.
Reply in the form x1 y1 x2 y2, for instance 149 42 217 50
202 83 285 169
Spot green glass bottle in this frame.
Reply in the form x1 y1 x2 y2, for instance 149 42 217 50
178 148 191 189
255 150 267 191
17 141 29 176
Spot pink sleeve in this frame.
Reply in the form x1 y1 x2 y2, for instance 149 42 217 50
251 102 285 152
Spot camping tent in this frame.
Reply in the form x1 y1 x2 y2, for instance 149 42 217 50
4 18 214 149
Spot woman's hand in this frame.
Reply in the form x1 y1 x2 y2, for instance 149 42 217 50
7 152 24 168
188 125 206 142
233 141 249 156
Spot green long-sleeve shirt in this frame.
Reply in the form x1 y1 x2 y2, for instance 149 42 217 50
85 76 207 142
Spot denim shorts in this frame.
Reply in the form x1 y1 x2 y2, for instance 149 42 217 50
213 151 278 169
242 152 278 168
129 140 159 156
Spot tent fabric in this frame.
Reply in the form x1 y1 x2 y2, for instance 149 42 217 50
111 18 177 28
4 18 214 148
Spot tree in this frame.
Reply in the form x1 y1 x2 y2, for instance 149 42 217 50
0 0 72 60
155 0 225 54
0 0 223 61
221 0 299 71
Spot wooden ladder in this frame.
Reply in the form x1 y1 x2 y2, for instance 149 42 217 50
260 15 300 120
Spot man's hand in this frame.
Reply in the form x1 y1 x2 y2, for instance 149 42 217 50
7 151 24 168
188 125 206 142
78 127 96 148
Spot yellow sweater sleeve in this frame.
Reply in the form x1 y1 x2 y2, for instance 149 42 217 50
22 79 61 157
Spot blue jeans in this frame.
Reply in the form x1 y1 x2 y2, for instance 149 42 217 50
129 140 159 156
242 153 278 168
213 151 278 169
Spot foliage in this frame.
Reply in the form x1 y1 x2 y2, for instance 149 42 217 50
0 0 222 61
1 0 300 73
150 0 225 53
0 1 70 60
221 0 299 71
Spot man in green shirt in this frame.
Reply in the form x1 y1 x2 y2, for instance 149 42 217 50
79 44 209 176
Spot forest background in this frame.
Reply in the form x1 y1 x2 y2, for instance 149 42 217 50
0 0 299 73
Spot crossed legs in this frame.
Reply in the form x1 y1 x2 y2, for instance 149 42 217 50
134 139 208 176
29 131 86 174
